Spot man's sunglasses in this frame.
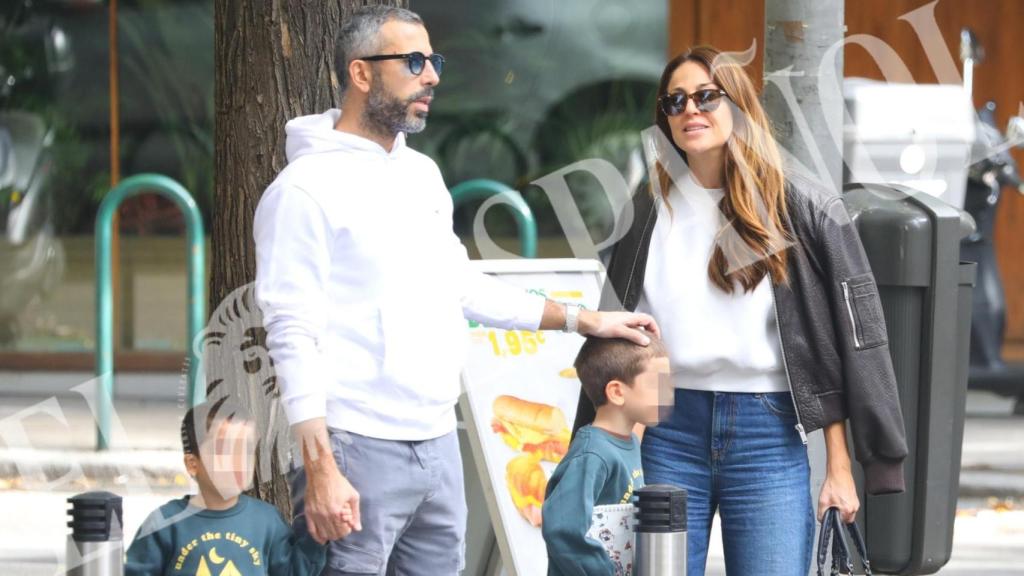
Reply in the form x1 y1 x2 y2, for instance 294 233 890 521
359 51 445 77
659 88 729 116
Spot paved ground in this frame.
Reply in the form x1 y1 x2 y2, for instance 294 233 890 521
1 371 1022 574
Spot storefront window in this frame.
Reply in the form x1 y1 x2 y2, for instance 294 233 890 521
1 0 660 358
0 0 212 357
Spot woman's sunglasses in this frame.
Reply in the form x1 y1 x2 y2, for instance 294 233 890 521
659 88 728 116
359 51 445 77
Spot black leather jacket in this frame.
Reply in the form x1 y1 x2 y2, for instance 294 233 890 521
572 179 909 495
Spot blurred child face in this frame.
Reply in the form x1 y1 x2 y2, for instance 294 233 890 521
187 419 256 500
622 356 672 426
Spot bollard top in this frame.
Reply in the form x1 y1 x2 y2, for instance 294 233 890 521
634 484 687 533
67 491 123 542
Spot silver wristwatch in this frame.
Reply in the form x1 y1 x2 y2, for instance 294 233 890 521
562 303 581 333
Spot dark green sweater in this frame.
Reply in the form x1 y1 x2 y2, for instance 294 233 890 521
125 495 325 576
542 425 644 576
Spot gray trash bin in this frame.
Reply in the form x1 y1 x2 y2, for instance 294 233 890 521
842 182 976 575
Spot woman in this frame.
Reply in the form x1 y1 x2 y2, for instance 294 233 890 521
572 46 908 575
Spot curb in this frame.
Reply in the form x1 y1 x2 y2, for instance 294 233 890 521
2 452 1023 498
0 448 186 492
958 470 1024 499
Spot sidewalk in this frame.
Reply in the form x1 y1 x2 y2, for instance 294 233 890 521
959 391 1024 498
3 372 1022 497
0 371 187 492
1 372 1022 574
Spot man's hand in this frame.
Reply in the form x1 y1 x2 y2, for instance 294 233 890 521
305 461 361 543
294 419 362 543
578 310 660 345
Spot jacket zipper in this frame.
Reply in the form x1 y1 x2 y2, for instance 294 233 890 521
841 281 861 348
769 277 808 445
623 200 658 309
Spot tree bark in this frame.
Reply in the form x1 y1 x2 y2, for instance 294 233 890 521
763 0 845 193
211 0 406 514
763 5 844 574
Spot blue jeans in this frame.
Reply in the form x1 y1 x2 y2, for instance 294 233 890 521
642 389 814 576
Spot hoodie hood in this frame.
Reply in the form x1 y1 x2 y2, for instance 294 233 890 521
284 109 407 162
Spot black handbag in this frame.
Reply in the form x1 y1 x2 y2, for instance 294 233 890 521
816 507 873 576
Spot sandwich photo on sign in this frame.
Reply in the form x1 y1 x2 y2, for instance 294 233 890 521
491 395 572 463
490 395 573 528
506 453 547 527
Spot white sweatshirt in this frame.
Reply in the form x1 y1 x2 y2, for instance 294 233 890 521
253 109 546 440
637 173 788 393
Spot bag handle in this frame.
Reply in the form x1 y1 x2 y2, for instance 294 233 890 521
841 514 873 575
816 507 872 576
816 508 838 576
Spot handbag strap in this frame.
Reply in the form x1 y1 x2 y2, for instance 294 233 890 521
830 510 854 575
816 508 838 576
841 515 873 575
817 506 874 575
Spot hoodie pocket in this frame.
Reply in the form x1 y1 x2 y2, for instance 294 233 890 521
841 274 888 351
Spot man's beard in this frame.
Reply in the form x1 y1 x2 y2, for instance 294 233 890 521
363 84 433 138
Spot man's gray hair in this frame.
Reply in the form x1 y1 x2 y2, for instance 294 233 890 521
335 5 424 97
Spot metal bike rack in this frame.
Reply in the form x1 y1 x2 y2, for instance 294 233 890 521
450 178 538 258
94 173 206 450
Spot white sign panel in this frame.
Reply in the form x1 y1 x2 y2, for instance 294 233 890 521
459 258 604 576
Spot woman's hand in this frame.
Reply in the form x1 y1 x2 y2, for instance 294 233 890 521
819 421 860 523
819 464 859 523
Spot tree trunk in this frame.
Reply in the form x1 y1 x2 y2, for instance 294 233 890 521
763 0 845 193
763 5 844 574
211 0 407 514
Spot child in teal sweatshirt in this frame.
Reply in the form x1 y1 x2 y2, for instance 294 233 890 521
542 334 670 576
125 396 326 575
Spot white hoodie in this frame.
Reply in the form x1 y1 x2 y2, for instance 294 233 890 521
253 109 546 440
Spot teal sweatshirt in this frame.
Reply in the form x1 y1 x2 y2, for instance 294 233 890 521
124 494 325 576
542 425 644 576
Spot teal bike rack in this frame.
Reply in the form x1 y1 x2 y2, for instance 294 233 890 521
449 178 537 258
94 174 206 450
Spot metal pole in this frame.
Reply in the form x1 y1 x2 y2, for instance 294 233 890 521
66 491 123 576
634 484 687 576
764 4 845 574
94 173 206 450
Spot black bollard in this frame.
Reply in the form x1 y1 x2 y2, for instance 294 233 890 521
66 491 123 576
634 484 687 576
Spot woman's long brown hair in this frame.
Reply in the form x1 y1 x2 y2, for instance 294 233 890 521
652 45 791 293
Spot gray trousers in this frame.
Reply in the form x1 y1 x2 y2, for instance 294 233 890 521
288 429 467 575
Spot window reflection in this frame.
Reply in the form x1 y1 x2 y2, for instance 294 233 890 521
414 0 667 250
0 0 212 355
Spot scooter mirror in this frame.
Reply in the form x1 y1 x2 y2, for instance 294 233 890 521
960 28 985 64
44 25 75 76
1007 116 1024 149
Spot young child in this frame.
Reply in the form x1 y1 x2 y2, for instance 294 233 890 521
542 334 671 576
125 396 326 575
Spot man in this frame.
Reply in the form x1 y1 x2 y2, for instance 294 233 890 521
253 6 658 574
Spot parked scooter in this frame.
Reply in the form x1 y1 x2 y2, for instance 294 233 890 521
959 28 1024 413
0 0 68 344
